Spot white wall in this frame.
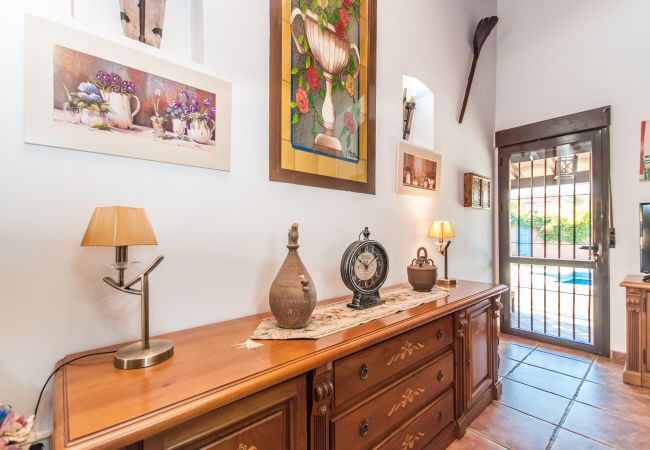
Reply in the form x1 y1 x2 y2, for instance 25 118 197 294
0 0 496 422
495 0 650 353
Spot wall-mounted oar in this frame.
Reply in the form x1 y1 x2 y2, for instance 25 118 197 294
458 16 498 124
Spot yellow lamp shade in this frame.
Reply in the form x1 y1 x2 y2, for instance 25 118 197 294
81 206 157 247
428 221 455 240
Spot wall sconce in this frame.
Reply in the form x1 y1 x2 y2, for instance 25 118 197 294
81 206 173 369
403 88 416 140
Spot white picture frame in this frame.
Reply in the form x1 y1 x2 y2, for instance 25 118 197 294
24 14 232 171
396 141 442 197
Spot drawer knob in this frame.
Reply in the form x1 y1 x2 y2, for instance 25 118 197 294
437 370 444 382
436 329 444 340
437 410 443 421
359 362 369 380
359 418 369 437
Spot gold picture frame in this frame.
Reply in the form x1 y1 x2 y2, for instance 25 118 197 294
269 0 377 194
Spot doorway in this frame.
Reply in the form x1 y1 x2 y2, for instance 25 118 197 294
496 107 611 355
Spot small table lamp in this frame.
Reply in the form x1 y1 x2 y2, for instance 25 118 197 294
428 220 457 286
81 206 173 369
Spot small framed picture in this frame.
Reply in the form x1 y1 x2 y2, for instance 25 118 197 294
464 173 491 209
396 141 442 197
482 179 491 208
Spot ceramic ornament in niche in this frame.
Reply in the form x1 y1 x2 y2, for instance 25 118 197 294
269 224 317 329
119 0 166 48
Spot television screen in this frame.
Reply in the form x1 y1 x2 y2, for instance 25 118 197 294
641 203 650 273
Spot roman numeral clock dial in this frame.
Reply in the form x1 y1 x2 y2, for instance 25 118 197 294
341 227 389 310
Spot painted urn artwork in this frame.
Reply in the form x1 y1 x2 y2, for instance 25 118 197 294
270 0 374 193
289 0 363 160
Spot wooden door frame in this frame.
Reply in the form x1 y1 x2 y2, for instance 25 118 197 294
495 107 611 356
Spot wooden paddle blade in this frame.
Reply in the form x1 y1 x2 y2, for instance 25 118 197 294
459 16 498 123
473 16 498 52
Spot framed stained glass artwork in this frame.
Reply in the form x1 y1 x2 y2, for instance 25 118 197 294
269 0 376 194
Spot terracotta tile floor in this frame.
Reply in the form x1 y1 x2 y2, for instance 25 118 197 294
448 333 650 450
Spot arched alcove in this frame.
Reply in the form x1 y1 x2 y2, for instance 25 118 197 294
402 75 434 149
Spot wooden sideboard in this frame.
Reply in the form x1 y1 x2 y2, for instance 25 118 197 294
621 275 650 387
53 281 506 450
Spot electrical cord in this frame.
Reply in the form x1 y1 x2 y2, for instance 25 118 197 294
33 351 116 418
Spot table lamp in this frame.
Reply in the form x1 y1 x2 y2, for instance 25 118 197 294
81 206 173 369
428 220 457 286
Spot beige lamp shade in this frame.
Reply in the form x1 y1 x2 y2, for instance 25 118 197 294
81 206 158 247
428 221 455 240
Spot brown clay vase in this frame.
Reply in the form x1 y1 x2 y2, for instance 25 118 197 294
269 224 317 328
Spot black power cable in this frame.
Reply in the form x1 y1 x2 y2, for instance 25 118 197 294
33 351 116 418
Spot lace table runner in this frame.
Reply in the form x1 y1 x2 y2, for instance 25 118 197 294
250 286 449 340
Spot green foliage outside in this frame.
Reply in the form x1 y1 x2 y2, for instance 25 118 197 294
510 205 590 244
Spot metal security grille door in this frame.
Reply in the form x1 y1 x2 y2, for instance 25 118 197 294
497 109 610 355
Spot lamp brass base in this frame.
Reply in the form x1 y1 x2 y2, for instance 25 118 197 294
437 278 458 286
114 339 174 370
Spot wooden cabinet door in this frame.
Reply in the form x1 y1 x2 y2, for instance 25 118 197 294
464 300 494 410
143 376 307 450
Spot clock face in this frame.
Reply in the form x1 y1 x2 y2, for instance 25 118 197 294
349 243 388 292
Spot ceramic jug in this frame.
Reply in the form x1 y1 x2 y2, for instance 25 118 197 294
104 91 140 129
187 118 215 144
269 224 317 329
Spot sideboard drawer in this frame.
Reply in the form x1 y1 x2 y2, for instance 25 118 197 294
334 316 453 407
373 388 454 450
332 351 453 449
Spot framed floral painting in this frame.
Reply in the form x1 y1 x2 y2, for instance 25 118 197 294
24 14 232 170
269 0 376 194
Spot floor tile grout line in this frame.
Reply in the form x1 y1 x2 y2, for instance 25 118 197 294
571 396 650 430
494 337 629 450
464 427 514 450
505 357 590 381
503 338 638 449
533 346 595 364
501 377 570 402
510 341 596 364
494 399 563 428
502 376 574 401
467 341 539 449
502 353 589 400
544 356 596 450
516 360 588 380
499 346 535 379
553 426 623 449
526 350 594 367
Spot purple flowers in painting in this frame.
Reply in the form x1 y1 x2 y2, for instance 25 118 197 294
52 44 221 152
165 93 215 124
94 70 136 95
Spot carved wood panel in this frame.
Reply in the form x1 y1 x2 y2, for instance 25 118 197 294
310 364 333 450
464 299 494 410
626 292 642 373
